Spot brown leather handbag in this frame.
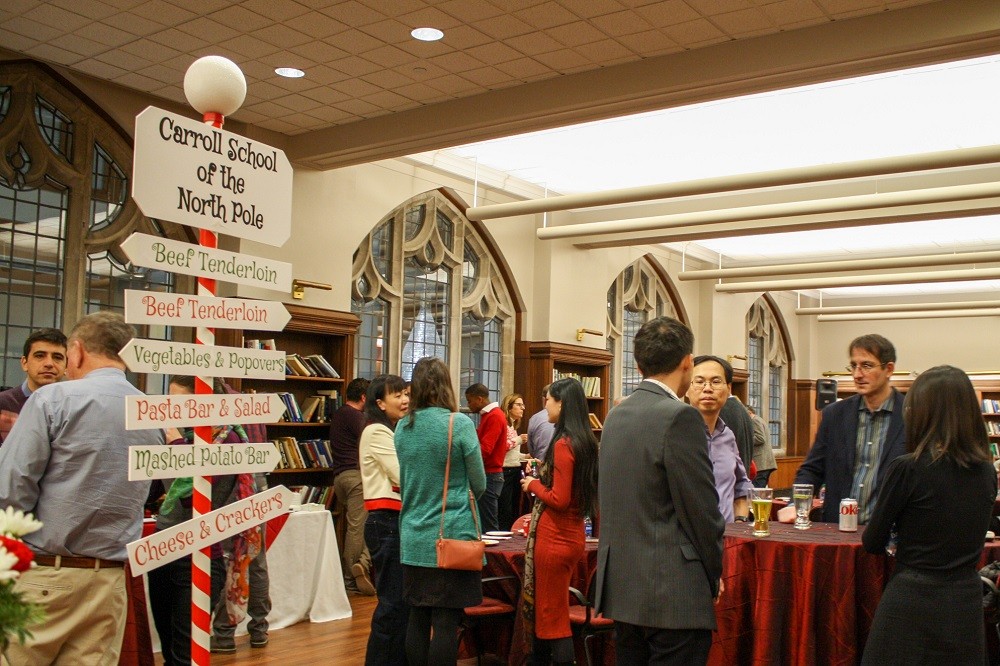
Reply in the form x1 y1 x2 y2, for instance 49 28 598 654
435 414 485 571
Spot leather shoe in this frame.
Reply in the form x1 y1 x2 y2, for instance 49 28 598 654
210 637 236 654
250 633 269 648
351 563 376 596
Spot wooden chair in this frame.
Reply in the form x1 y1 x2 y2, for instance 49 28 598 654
461 575 519 665
568 570 614 666
511 513 531 533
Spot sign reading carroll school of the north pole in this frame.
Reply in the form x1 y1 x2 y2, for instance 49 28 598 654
132 107 292 247
121 233 292 292
128 485 291 575
120 338 286 380
125 393 286 430
127 442 280 481
124 290 290 331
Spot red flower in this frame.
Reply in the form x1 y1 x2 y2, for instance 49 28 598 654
0 535 34 572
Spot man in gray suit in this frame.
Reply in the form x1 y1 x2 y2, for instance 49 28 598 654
595 316 725 664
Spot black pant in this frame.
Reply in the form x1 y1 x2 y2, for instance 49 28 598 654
614 621 712 665
406 606 462 666
364 510 408 666
148 555 225 665
498 466 523 532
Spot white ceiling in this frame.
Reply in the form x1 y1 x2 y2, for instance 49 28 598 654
3 0 1000 299
0 0 937 136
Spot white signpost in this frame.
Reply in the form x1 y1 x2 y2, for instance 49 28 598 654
128 442 280 481
120 338 286 380
132 107 292 247
129 72 296 664
127 485 292 576
125 393 287 430
124 290 290 330
120 233 292 292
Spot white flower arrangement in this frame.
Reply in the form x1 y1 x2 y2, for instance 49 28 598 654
0 506 44 645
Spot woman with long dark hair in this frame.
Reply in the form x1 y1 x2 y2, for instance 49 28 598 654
395 357 487 665
862 365 996 664
520 377 599 665
499 392 529 531
359 374 410 666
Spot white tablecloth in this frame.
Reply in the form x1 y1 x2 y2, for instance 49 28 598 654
237 508 352 633
150 508 351 651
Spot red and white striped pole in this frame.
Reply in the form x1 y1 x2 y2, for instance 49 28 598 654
183 56 246 665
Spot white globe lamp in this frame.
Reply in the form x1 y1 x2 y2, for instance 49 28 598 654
183 55 246 127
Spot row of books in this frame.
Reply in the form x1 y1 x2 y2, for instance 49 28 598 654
278 390 341 423
588 412 604 429
983 399 1000 414
244 338 276 350
285 353 340 378
273 436 335 470
986 420 1000 436
551 371 602 398
289 485 335 509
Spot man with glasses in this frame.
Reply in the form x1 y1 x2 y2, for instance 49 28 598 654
686 355 752 523
779 334 906 525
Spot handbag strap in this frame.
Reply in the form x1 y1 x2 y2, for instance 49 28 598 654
438 414 482 540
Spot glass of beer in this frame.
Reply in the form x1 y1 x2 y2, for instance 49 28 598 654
751 487 773 537
792 483 814 530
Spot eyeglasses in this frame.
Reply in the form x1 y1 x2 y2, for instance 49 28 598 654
846 362 886 374
512 402 525 408
691 378 727 390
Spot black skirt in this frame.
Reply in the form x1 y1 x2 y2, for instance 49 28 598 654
862 564 984 665
402 564 483 609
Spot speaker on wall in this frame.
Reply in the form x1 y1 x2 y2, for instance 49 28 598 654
815 378 838 410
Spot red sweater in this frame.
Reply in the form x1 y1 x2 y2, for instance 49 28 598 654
478 405 508 473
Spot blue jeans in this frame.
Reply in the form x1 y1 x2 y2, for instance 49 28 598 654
477 472 504 534
364 510 408 666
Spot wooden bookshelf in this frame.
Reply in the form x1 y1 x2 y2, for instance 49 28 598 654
218 304 360 487
979 383 1000 442
516 341 612 432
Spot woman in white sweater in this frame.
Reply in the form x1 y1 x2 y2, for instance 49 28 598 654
359 374 409 666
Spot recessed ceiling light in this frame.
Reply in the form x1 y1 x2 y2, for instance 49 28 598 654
411 27 444 42
275 67 305 78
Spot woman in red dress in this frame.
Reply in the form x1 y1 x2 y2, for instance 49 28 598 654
520 377 599 665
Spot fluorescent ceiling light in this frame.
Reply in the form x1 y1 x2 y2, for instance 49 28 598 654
411 27 443 41
274 67 305 78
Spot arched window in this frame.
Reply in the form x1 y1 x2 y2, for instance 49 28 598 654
606 256 686 399
0 62 186 389
352 190 516 396
746 295 791 453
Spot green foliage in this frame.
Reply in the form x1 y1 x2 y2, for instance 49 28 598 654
0 581 44 644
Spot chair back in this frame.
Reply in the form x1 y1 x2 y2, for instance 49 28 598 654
511 513 531 534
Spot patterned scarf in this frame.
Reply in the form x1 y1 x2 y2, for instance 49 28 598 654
520 455 551 648
223 426 262 626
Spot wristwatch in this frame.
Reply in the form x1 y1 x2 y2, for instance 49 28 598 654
734 515 750 522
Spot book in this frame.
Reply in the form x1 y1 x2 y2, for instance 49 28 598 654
300 396 322 422
588 412 603 429
307 354 340 378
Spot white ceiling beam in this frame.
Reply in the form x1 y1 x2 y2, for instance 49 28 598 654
473 145 1000 222
797 300 1000 315
535 181 1000 242
817 309 1000 321
714 267 1000 293
679 249 1000 280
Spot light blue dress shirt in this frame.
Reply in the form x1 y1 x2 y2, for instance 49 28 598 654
0 367 162 560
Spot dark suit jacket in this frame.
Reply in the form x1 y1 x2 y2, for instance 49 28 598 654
595 381 724 630
795 390 906 523
720 396 753 473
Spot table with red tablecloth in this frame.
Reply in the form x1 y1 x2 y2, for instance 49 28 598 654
709 521 894 666
478 535 601 666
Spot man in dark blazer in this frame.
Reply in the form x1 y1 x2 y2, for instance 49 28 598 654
781 334 906 525
596 316 725 664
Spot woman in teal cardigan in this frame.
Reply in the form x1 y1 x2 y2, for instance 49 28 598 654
396 356 487 665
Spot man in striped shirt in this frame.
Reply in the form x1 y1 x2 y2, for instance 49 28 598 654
781 334 906 525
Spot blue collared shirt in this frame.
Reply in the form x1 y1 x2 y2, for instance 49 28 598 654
706 417 753 523
0 367 162 560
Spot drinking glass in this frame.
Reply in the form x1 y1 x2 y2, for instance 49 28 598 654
792 483 814 530
751 487 773 537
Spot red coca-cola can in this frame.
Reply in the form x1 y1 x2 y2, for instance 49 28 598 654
839 498 858 532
